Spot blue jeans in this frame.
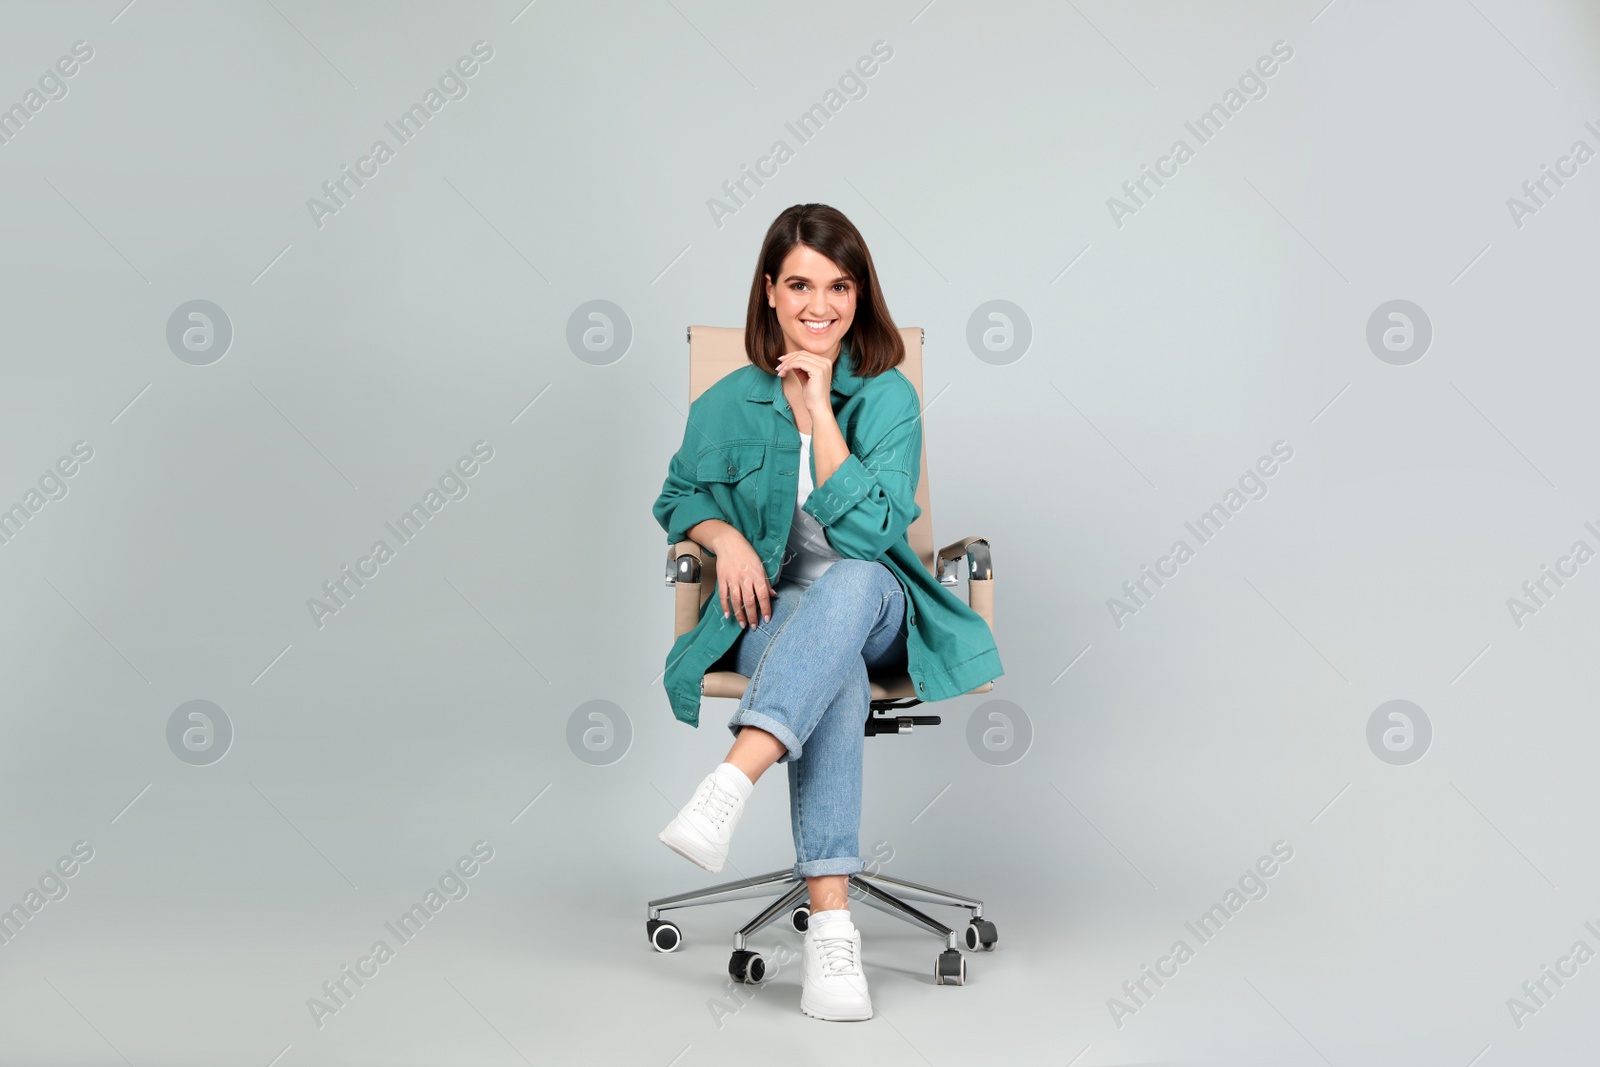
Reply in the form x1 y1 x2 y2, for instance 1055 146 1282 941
724 559 908 879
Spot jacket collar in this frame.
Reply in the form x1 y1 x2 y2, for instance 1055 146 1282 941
745 336 864 406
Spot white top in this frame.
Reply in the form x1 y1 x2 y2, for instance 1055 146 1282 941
780 432 842 589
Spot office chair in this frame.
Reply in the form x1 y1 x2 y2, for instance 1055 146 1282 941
647 325 1001 988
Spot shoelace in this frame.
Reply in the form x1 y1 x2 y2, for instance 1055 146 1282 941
694 779 739 829
812 930 861 977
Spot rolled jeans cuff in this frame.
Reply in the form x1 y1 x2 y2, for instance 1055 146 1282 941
795 855 863 878
727 707 804 763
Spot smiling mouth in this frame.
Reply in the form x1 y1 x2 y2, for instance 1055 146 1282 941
801 319 833 333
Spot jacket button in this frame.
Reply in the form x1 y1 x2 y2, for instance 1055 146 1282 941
727 464 736 476
917 681 925 691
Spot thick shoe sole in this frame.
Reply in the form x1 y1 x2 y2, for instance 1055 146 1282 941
801 999 873 1022
658 821 725 873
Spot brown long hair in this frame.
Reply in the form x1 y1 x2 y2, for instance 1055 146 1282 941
744 204 904 378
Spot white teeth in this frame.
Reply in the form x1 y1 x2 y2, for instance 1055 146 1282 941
804 320 831 328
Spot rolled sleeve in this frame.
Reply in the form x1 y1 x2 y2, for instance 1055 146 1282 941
802 453 874 526
800 399 921 561
663 488 726 545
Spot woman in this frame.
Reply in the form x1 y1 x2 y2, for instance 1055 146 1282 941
651 203 1003 1021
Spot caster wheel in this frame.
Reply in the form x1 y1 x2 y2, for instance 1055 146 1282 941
791 905 811 932
964 919 998 951
729 949 766 984
647 919 681 953
935 948 966 986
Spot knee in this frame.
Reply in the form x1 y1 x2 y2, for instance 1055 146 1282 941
816 560 894 611
824 558 892 591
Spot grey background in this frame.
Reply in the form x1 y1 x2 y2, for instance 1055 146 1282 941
1 0 1597 1064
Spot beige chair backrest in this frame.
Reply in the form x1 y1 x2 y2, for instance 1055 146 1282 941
686 325 936 577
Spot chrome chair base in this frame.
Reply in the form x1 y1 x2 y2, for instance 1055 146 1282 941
646 865 998 987
644 720 1000 984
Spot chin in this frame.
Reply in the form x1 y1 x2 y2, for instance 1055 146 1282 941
786 326 841 353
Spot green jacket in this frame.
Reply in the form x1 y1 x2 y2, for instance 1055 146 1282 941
652 337 1003 727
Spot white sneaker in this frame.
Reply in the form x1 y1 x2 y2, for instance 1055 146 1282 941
658 763 753 873
801 910 872 1021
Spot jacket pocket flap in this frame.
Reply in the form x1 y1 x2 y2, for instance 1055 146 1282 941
697 445 764 483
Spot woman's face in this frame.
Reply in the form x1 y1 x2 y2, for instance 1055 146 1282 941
765 244 857 364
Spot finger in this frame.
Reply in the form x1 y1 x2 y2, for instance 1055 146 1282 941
719 576 730 619
755 579 773 624
742 579 761 628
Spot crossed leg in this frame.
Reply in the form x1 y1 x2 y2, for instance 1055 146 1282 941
721 559 908 911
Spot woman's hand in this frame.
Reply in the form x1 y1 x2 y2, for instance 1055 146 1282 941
777 350 834 414
713 528 774 628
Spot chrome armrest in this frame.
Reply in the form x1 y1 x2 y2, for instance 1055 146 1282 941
666 540 714 639
665 540 707 586
936 537 992 585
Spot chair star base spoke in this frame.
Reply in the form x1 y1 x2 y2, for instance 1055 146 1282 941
645 865 990 957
